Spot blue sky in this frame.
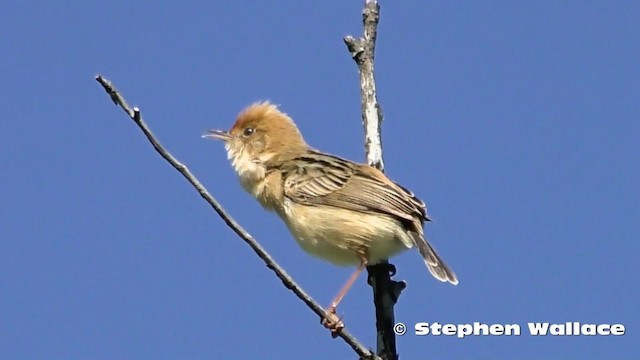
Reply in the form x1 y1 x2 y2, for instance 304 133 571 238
1 1 638 359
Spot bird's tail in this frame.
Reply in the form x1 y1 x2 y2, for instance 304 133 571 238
411 233 458 285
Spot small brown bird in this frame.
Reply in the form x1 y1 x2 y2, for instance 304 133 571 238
204 102 457 332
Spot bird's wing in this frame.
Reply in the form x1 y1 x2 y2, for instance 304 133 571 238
281 151 428 223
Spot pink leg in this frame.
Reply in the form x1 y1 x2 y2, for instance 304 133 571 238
323 258 368 336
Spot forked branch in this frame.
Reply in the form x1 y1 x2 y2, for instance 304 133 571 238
344 2 406 359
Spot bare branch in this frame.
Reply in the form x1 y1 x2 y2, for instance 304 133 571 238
344 2 405 360
94 75 379 360
344 0 384 171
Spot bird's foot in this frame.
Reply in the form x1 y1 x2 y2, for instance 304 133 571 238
321 307 344 338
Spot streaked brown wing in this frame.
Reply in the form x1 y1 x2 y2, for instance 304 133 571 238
280 152 354 199
281 151 428 223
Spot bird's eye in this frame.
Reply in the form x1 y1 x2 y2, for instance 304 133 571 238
243 127 254 137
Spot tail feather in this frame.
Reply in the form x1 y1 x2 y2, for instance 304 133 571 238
410 232 458 285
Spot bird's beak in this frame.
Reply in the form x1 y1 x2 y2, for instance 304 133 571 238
202 129 232 141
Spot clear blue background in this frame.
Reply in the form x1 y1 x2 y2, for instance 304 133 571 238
1 1 638 359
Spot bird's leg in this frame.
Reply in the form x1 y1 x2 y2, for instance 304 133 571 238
328 260 367 311
322 257 368 336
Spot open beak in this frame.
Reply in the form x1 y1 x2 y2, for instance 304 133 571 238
202 129 232 141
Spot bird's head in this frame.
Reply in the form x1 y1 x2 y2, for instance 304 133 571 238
203 101 308 179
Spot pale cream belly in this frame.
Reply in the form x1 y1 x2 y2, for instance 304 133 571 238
280 199 413 265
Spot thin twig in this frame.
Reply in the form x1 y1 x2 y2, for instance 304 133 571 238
344 2 405 359
94 75 379 360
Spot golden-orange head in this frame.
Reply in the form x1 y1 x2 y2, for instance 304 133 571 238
204 101 308 165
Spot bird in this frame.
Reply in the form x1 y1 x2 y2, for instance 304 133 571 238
203 101 457 333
